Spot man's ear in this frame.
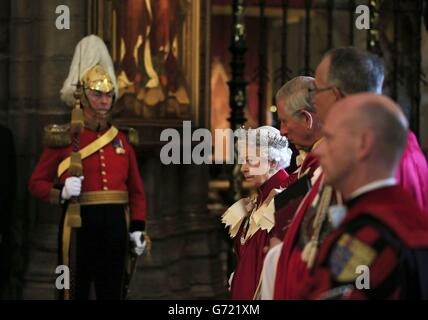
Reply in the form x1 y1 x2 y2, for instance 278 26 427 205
357 130 375 161
300 110 314 129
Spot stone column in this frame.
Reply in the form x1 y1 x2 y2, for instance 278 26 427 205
0 0 10 125
8 0 86 299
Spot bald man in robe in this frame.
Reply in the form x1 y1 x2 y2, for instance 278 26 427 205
299 94 428 299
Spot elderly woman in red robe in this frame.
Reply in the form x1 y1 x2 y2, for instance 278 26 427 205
222 126 293 300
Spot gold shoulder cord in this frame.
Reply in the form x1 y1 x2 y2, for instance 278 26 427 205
301 185 333 269
57 126 119 178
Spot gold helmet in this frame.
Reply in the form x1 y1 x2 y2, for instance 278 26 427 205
60 35 118 107
81 64 114 94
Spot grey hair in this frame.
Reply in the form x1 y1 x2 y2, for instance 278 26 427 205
275 76 314 104
325 47 384 95
276 76 316 116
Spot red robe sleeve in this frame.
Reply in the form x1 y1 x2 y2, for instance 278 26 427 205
396 130 428 212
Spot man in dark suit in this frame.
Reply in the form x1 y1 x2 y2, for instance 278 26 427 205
0 124 16 297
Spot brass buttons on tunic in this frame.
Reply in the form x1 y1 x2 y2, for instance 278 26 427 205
99 148 108 190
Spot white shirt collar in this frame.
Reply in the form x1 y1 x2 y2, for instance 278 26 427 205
295 149 308 167
349 178 397 201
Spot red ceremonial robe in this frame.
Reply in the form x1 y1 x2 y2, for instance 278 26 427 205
230 169 289 300
274 133 428 299
271 150 320 240
298 185 428 299
273 173 325 299
396 130 428 212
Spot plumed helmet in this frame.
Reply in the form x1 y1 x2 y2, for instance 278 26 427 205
60 34 118 107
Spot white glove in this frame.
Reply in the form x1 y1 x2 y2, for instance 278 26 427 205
129 231 146 256
61 176 84 200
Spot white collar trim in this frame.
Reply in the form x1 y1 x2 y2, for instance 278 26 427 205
349 178 397 201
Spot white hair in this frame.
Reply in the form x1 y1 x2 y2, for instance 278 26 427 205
60 34 118 107
237 126 292 170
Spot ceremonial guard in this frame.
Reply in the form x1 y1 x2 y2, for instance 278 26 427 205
28 35 148 300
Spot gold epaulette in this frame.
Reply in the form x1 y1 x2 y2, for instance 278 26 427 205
43 124 71 147
118 127 139 147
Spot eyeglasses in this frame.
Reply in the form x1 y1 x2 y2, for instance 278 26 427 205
308 84 346 99
308 85 335 98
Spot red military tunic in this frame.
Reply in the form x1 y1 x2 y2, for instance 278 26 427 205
230 169 289 300
298 185 428 299
28 123 147 225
